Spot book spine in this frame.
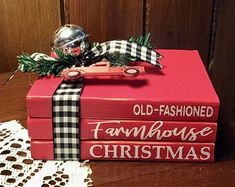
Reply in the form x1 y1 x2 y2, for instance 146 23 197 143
30 140 214 162
27 117 217 142
27 82 219 121
26 77 63 118
27 117 53 140
81 141 215 162
30 140 54 160
81 119 217 142
27 98 219 121
81 99 219 122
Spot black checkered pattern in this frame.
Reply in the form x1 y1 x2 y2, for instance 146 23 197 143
52 81 83 160
85 40 163 68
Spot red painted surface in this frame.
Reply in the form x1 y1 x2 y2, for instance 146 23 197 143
28 117 217 142
27 50 219 121
80 50 219 121
81 141 215 162
27 117 53 139
30 140 54 160
27 76 62 117
30 140 214 162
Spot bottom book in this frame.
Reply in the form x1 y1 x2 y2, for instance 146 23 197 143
31 141 215 162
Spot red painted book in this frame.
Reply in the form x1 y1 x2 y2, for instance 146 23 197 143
27 117 53 140
30 140 215 162
81 141 215 162
30 140 54 160
27 117 217 142
27 50 219 121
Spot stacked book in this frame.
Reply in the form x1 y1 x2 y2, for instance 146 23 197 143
27 50 219 162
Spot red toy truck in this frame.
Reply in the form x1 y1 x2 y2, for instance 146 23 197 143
61 60 145 81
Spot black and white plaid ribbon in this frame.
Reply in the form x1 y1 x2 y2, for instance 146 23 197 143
85 40 163 68
52 81 83 160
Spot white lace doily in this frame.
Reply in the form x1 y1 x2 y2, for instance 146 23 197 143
0 120 92 187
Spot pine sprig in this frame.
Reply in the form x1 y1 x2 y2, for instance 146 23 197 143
128 33 152 62
17 51 80 76
103 53 129 66
129 33 152 48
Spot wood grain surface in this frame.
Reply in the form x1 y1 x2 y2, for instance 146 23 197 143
0 0 61 73
0 72 234 186
90 154 235 186
64 0 144 42
0 73 37 126
145 0 214 65
210 0 235 148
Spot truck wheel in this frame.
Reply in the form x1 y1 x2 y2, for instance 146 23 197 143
124 68 139 77
61 69 81 81
67 70 81 78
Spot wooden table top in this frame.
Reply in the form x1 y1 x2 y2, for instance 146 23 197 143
0 72 234 187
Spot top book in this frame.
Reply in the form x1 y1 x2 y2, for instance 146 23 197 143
27 50 219 121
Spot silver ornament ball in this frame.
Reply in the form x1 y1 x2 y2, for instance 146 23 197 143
51 24 89 55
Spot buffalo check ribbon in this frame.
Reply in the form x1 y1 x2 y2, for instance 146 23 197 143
52 81 83 160
85 40 163 68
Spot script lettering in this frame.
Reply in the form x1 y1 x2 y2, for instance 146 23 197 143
89 121 214 141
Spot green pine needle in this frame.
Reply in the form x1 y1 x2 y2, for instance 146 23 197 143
17 50 79 76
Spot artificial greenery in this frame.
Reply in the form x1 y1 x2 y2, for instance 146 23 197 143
18 50 84 76
17 33 153 76
129 32 152 48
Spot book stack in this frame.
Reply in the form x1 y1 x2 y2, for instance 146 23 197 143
27 50 219 162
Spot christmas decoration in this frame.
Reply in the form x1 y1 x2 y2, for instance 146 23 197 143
18 50 79 76
60 60 145 81
16 24 162 78
51 24 89 56
27 50 220 162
